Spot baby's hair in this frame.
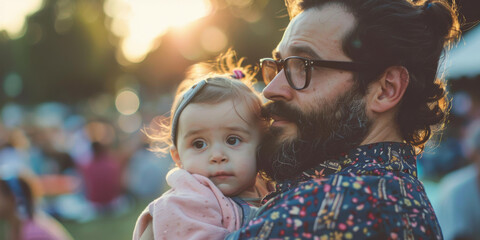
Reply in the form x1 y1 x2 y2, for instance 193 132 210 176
146 49 262 154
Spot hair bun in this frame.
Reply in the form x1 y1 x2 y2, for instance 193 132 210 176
422 0 460 43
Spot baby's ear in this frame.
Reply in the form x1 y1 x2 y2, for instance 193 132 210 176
170 146 182 168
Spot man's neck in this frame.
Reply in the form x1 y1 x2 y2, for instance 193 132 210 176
361 113 403 145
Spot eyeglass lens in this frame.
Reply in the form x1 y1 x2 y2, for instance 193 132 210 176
261 60 278 85
285 58 308 89
262 58 308 89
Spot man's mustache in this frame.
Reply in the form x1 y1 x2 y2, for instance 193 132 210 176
262 101 303 124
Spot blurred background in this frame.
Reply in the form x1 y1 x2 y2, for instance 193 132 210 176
0 0 479 239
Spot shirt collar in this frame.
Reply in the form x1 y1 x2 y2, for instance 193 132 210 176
303 141 417 179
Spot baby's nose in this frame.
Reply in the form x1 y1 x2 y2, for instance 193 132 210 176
210 147 228 164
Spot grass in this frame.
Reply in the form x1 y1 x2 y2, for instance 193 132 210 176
60 199 150 240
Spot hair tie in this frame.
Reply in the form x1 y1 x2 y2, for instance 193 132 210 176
231 69 245 79
423 0 433 10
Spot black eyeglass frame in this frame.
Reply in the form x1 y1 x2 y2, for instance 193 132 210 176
260 56 373 90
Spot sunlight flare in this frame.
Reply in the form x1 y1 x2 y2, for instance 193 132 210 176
0 0 44 38
104 0 212 63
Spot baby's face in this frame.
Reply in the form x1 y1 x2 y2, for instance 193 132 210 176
171 100 261 197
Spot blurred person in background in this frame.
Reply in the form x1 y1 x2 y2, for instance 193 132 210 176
0 175 73 240
125 134 171 200
28 127 75 176
0 130 31 178
436 119 480 240
79 141 124 214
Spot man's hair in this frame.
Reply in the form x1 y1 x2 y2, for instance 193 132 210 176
287 0 460 153
146 50 263 153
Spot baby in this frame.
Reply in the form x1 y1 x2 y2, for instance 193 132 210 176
133 51 268 240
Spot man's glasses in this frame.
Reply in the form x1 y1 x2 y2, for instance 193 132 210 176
260 56 372 90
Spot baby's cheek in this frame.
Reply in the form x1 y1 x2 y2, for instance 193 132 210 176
182 164 204 175
238 161 257 177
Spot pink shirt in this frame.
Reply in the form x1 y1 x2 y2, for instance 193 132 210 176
133 168 241 240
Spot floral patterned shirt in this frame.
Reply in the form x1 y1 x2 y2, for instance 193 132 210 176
226 142 442 239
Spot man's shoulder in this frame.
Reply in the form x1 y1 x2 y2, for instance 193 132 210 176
289 172 427 207
246 173 441 240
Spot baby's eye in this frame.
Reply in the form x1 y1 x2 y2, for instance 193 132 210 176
226 136 242 146
192 140 207 149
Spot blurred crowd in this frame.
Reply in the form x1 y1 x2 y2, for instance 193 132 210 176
0 101 174 239
417 85 480 240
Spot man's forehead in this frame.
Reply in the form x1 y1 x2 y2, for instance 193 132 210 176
275 14 299 56
275 5 356 60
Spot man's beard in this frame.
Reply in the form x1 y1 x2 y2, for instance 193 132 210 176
257 87 370 181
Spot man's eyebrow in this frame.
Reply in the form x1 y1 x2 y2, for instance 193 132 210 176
290 45 323 60
272 49 281 60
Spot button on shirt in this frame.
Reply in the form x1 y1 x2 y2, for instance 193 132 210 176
227 142 443 239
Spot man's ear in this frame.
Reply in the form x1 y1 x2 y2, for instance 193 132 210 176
367 66 409 113
170 146 182 168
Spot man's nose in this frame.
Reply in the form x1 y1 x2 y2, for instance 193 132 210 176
262 69 293 101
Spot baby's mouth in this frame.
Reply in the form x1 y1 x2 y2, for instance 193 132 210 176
211 171 234 180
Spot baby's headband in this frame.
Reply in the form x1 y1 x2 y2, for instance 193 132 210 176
171 70 246 145
171 79 208 145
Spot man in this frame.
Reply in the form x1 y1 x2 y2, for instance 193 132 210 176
227 0 460 239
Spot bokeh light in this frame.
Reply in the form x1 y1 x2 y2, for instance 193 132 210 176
0 0 44 38
104 0 212 63
117 113 142 133
201 26 228 53
1 103 24 128
3 72 23 98
53 0 74 34
115 89 140 115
